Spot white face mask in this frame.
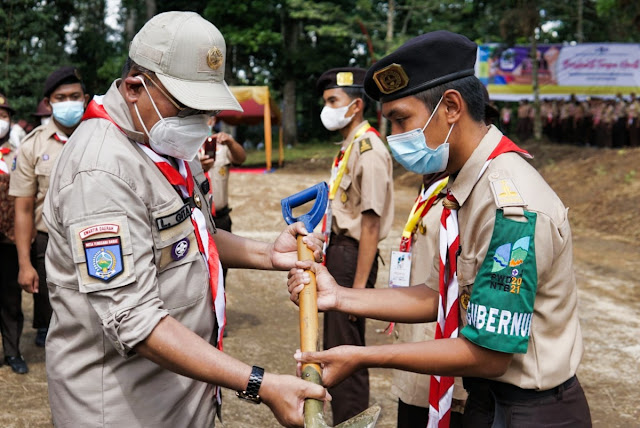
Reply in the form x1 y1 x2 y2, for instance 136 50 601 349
133 76 209 161
0 119 9 139
320 100 356 131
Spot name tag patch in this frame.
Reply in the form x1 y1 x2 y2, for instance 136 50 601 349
156 204 191 231
83 237 124 282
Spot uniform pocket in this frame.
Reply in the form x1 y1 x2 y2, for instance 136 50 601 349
68 213 136 293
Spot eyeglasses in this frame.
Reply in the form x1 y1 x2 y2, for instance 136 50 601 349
139 73 218 118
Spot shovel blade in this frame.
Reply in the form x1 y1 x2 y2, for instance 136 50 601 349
334 405 381 428
303 400 380 428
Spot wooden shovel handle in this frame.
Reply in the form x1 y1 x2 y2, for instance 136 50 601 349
297 235 322 375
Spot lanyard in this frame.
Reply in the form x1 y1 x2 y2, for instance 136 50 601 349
328 121 375 200
399 177 449 252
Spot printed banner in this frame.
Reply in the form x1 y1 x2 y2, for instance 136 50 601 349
477 43 640 100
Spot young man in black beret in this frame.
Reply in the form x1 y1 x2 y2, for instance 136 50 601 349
316 67 394 424
290 31 591 427
10 66 90 348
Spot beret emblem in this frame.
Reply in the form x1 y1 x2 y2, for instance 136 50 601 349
336 72 354 87
372 63 409 94
206 47 224 70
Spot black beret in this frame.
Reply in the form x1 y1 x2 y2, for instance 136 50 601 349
317 67 367 94
44 66 83 98
364 31 477 102
0 93 15 115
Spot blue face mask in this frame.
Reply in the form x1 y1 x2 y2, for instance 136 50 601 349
51 101 85 127
387 96 455 175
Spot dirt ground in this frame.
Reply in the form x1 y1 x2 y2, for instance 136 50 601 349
0 143 639 427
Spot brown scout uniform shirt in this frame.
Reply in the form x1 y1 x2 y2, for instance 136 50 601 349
43 81 219 427
9 119 67 233
424 125 583 391
391 191 467 411
330 122 394 242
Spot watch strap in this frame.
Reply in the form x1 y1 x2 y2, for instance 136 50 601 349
236 365 264 404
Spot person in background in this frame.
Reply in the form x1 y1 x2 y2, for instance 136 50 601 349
9 120 26 149
317 66 394 424
204 115 246 284
0 94 28 374
32 98 52 127
9 66 90 348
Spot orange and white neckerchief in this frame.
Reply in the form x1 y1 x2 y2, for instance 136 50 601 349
0 147 11 174
427 135 531 428
321 121 378 259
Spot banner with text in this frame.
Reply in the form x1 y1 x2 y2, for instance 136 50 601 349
477 43 640 100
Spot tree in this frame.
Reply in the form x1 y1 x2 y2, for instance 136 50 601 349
0 0 75 119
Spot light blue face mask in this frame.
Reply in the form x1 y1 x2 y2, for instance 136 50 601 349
51 101 85 127
387 96 455 175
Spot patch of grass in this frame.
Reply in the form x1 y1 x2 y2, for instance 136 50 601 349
595 165 607 176
624 169 637 184
242 141 339 167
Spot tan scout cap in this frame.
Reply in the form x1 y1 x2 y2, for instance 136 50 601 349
129 11 243 112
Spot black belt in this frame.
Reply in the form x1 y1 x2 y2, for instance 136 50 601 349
214 205 232 218
464 375 577 401
329 232 358 248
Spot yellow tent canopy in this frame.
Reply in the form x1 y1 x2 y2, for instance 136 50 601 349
217 86 283 170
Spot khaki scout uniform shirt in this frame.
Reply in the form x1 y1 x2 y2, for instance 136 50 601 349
330 123 394 242
391 193 467 410
9 119 67 233
431 125 583 391
43 81 219 427
211 143 233 210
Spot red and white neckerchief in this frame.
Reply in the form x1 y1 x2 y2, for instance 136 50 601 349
427 135 531 428
52 132 68 144
137 144 225 348
0 147 11 174
82 99 227 370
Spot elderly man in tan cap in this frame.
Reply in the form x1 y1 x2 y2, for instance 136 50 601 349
43 11 327 428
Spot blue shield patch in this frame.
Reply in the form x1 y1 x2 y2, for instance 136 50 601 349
83 237 124 282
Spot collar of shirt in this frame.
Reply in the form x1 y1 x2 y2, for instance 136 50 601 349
340 120 370 150
41 116 69 142
101 79 146 144
449 124 503 207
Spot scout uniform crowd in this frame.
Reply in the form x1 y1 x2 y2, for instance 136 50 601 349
0 10 601 428
508 95 640 147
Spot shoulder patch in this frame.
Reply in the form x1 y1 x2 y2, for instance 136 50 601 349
359 138 372 154
490 178 525 208
83 237 124 282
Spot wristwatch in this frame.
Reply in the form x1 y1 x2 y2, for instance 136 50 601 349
236 365 264 404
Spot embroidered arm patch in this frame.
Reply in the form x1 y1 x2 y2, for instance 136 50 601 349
461 209 538 354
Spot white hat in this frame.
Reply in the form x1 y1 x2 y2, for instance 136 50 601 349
129 11 243 112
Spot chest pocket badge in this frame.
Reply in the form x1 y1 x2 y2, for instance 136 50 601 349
83 237 124 282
